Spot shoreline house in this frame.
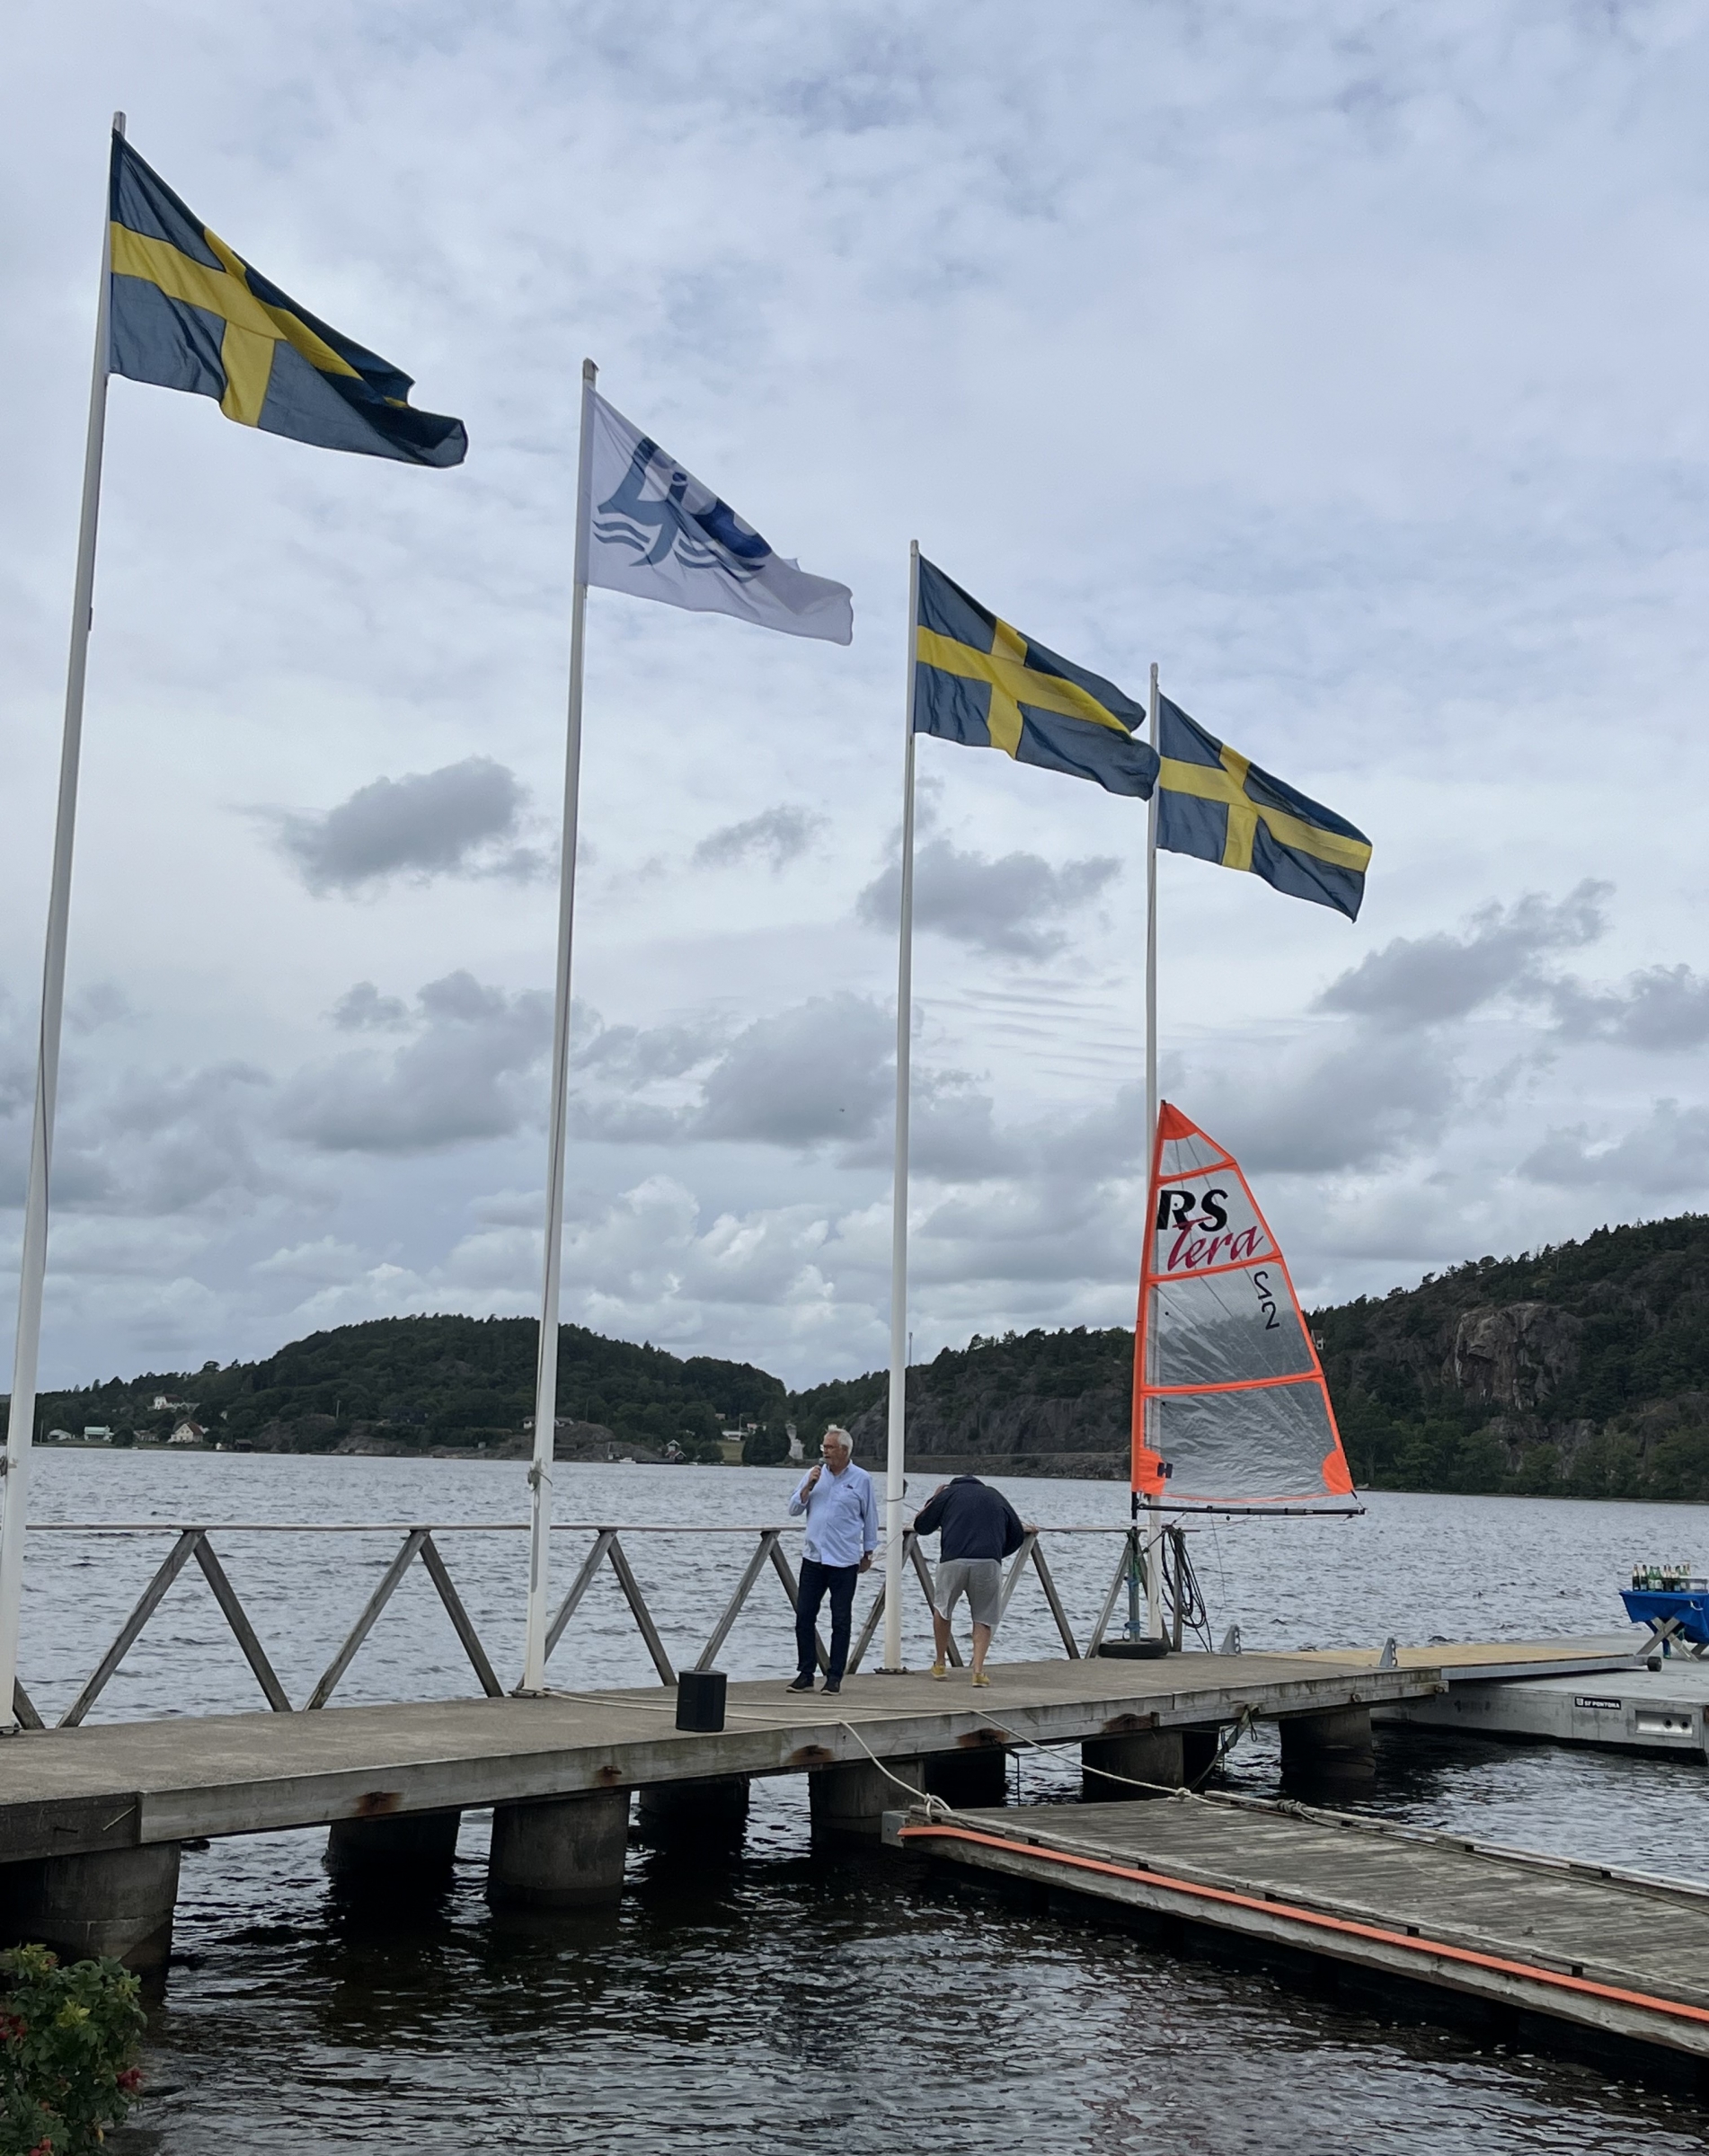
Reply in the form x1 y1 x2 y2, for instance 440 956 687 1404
168 1419 207 1447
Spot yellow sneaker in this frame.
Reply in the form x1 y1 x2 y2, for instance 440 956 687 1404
930 1661 948 1679
971 1671 991 1687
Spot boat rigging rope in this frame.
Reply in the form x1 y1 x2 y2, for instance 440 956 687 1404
969 1702 1258 1800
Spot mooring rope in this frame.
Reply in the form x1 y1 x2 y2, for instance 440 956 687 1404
963 1701 1258 1801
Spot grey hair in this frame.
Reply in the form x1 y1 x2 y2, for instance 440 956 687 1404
822 1425 853 1453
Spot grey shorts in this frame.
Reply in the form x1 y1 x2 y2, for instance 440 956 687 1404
933 1556 1002 1629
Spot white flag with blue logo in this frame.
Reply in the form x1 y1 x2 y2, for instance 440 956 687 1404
584 393 853 645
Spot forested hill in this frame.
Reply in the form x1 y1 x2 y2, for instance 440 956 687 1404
21 1314 789 1463
22 1211 1709 1495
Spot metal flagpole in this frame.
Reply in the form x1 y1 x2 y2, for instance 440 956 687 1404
880 541 921 1674
1142 659 1164 1640
0 114 123 1736
520 356 598 1695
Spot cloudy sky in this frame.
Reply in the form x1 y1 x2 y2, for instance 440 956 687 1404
5 3 1709 1392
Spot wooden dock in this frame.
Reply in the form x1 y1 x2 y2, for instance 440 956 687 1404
893 1791 1709 2076
0 1649 1433 1861
0 1648 1441 1969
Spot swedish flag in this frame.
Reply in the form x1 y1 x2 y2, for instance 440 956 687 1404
107 133 466 468
913 558 1156 798
1157 695 1371 920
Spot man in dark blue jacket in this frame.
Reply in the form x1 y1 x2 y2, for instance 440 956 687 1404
911 1475 1032 1685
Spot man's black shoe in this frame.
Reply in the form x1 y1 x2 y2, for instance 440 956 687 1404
821 1679 841 1694
788 1674 815 1692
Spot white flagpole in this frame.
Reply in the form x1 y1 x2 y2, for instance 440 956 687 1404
880 540 921 1674
520 356 598 1695
1143 659 1164 1640
0 114 123 1736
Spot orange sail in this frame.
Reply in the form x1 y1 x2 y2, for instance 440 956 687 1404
1131 1101 1357 1512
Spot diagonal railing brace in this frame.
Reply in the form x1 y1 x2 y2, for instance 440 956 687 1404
605 1533 675 1684
191 1536 292 1711
305 1528 428 1711
545 1529 616 1661
695 1529 781 1674
1085 1529 1139 1657
541 1529 675 1684
59 1527 203 1728
419 1533 503 1698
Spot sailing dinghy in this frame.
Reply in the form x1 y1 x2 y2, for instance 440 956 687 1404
1131 1102 1358 1515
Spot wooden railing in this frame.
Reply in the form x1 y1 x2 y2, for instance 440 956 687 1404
9 1518 1198 1730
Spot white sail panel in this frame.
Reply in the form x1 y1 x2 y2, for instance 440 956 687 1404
1152 1272 1315 1388
1132 1101 1356 1511
1150 1382 1342 1504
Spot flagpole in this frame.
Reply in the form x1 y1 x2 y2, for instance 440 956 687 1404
0 115 123 1736
1143 660 1164 1641
880 540 921 1674
520 355 598 1696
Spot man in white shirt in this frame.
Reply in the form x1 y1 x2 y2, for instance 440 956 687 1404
786 1426 877 1695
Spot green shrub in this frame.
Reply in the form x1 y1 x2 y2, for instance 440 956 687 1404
0 1944 146 2155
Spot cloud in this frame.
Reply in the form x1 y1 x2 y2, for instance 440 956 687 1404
572 1012 730 1082
278 970 552 1153
1521 1100 1709 1194
1316 881 1610 1029
252 1236 368 1282
265 759 547 894
856 836 1124 959
695 994 894 1147
1200 1032 1463 1177
692 805 826 871
66 985 135 1035
36 1062 279 1218
1549 965 1709 1051
331 982 412 1031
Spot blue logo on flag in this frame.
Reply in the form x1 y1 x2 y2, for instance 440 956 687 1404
595 437 773 579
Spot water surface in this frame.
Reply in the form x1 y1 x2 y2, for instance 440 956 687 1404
17 1456 1709 2152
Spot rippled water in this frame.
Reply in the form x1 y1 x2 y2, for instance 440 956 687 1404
18 1454 1709 2152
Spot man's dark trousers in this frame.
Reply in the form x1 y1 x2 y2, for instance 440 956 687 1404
796 1557 858 1683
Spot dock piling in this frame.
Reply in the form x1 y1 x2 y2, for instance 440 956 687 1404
921 1746 1008 1809
1081 1727 1184 1798
325 1808 462 1889
636 1776 749 1844
0 1842 181 1973
810 1757 926 1837
487 1789 630 1910
1279 1704 1375 1784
